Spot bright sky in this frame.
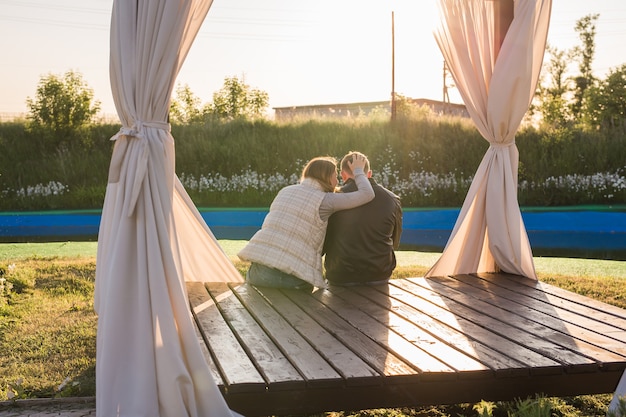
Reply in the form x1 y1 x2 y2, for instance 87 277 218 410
1 0 626 118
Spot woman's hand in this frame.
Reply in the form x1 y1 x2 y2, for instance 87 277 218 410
348 153 366 172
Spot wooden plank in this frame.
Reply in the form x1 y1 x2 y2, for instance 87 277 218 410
342 286 528 375
480 273 626 323
403 277 599 369
453 274 626 335
474 273 626 344
191 311 224 389
187 282 266 393
287 291 438 382
445 274 626 363
325 284 491 376
286 287 449 380
389 278 563 371
230 283 343 387
204 283 305 391
251 286 383 386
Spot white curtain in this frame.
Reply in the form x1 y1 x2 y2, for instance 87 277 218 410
94 1 243 416
425 0 552 279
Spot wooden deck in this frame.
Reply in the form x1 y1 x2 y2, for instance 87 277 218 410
188 273 626 417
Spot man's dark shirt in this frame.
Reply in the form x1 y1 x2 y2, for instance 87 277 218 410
323 177 402 285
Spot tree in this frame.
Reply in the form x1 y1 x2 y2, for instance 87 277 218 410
26 70 101 136
209 75 269 120
169 83 204 124
393 93 433 120
583 64 626 130
531 13 600 129
168 76 270 123
570 13 599 119
533 44 574 128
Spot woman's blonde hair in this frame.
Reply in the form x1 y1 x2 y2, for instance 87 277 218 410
301 156 337 192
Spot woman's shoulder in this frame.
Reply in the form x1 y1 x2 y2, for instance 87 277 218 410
277 181 325 199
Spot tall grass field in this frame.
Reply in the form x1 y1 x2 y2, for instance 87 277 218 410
1 113 624 211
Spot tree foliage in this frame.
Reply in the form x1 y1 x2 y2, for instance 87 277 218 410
26 70 101 136
209 76 269 120
583 64 626 130
503 12 624 134
169 84 204 124
533 44 574 128
571 13 599 119
169 76 269 124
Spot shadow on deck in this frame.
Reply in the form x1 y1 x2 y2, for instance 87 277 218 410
188 273 626 417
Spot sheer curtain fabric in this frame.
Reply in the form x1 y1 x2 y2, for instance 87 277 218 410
426 0 552 279
94 1 243 416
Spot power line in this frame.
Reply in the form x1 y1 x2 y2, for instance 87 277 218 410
0 15 312 42
0 1 317 28
0 15 108 31
0 0 111 15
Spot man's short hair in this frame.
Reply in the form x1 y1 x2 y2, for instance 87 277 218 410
340 151 370 176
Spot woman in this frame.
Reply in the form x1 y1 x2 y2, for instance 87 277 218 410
237 153 374 290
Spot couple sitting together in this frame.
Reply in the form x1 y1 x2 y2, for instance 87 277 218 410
238 151 403 291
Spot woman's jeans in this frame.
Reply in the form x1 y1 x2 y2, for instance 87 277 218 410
246 262 313 290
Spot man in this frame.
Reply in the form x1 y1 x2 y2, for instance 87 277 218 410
323 151 402 286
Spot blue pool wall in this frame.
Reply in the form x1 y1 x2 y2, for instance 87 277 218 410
1 206 625 260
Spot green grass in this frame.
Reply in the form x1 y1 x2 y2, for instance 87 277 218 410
0 242 98 261
0 257 97 400
2 241 624 279
0 242 625 416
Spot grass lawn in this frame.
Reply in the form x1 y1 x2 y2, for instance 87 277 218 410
1 240 624 279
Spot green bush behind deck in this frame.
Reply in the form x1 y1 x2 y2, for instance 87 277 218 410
0 115 624 210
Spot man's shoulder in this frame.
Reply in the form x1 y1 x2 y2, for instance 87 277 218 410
375 183 401 201
338 178 400 204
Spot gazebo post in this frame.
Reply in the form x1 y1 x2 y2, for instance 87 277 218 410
493 0 513 274
493 0 514 57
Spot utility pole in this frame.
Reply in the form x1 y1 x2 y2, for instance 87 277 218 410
391 11 396 122
442 60 450 114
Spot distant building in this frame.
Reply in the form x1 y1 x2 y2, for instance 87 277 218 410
273 98 469 121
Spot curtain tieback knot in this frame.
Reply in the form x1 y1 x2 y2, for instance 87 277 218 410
110 120 171 141
108 120 171 217
490 140 515 149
